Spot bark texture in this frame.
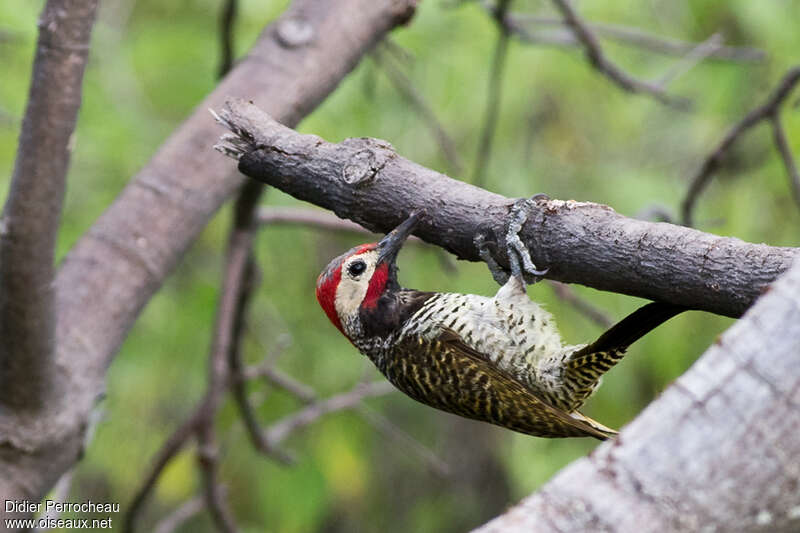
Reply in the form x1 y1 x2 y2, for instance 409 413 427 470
214 99 798 318
474 255 800 533
0 0 417 511
0 0 99 410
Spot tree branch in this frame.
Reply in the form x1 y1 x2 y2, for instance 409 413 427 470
474 245 800 533
473 0 512 186
508 14 764 62
225 184 297 464
0 0 418 511
152 496 205 533
217 0 238 78
214 99 797 318
681 66 800 226
125 413 200 533
548 0 690 109
373 43 464 176
547 281 613 329
0 0 99 410
263 381 396 448
256 206 371 233
770 113 800 210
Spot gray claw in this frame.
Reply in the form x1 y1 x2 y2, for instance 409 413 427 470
506 198 548 283
475 197 549 287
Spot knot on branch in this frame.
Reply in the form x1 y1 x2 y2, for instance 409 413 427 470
340 139 395 186
275 16 314 48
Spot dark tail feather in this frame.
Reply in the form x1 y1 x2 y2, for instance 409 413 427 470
572 302 689 358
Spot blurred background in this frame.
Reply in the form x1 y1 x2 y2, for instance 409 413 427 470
1 0 799 531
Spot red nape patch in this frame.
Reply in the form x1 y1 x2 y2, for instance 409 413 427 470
362 262 389 309
316 266 344 335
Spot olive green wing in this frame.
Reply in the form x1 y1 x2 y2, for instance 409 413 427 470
383 330 616 440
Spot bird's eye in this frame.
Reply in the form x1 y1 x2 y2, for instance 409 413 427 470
348 260 367 277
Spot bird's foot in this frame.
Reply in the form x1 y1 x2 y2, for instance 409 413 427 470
506 196 548 284
474 195 549 286
474 231 510 285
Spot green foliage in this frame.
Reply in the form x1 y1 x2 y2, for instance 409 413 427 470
1 0 799 531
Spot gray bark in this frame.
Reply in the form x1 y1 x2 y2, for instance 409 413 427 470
214 99 798 318
0 0 417 512
473 255 800 533
0 0 99 410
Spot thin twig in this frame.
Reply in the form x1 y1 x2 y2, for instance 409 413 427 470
373 43 464 175
125 412 201 533
655 33 723 88
548 0 690 109
547 281 613 329
263 381 396 447
381 37 415 66
256 206 373 233
244 363 318 403
152 496 205 533
770 114 800 209
245 360 450 476
474 0 513 187
224 185 296 464
255 207 430 248
510 15 764 62
356 405 451 478
218 0 238 78
196 435 238 533
681 66 800 226
192 182 265 533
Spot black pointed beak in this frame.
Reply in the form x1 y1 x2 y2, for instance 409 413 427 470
377 211 422 265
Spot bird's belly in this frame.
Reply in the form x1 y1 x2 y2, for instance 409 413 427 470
402 292 564 391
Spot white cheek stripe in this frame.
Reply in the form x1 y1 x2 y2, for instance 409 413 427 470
333 251 379 324
334 279 368 319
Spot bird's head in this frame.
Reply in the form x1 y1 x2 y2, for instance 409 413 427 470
316 212 421 339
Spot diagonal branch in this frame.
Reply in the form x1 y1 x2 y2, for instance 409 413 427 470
771 114 800 208
508 14 764 62
373 43 465 176
217 0 238 78
263 381 396 448
256 206 371 233
654 33 723 88
125 412 201 533
0 0 99 410
473 0 512 187
152 496 205 533
681 66 800 226
214 99 797 319
547 281 613 329
548 0 690 109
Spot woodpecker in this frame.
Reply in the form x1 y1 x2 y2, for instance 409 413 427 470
316 208 685 440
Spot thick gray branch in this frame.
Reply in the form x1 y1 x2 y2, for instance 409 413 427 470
214 99 797 318
0 0 417 512
474 252 800 533
0 0 99 410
